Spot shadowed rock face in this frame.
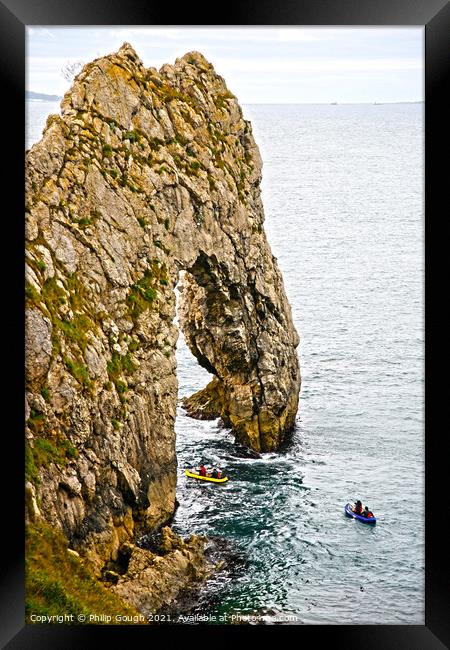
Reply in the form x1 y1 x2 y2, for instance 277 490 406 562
25 43 300 566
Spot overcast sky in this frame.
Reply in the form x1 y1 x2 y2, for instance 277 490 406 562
26 26 424 104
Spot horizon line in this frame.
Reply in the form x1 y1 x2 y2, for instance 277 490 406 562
27 92 424 106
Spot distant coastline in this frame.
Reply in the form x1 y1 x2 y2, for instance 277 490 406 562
26 90 61 102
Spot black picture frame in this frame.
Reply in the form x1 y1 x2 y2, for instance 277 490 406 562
2 0 448 647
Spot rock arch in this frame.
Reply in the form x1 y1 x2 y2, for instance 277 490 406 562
25 43 300 561
178 244 300 452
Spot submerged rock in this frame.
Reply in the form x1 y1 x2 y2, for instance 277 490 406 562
25 42 300 589
154 535 249 622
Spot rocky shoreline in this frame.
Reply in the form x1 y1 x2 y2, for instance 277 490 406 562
154 536 249 622
27 497 221 623
110 527 216 616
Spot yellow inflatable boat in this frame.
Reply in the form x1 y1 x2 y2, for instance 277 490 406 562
185 469 229 483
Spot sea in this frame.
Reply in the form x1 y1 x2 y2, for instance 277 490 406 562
26 100 424 625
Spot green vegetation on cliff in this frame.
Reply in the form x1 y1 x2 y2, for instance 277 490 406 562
126 259 169 322
26 521 143 624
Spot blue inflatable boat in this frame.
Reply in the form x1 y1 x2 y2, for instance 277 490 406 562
344 503 377 524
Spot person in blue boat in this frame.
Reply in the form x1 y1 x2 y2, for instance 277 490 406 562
362 506 374 519
353 500 363 515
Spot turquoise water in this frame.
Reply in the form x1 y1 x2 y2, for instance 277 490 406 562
27 101 424 624
173 104 424 624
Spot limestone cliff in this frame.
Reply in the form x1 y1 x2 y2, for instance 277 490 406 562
25 43 300 578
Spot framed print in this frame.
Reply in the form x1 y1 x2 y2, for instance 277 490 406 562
0 0 448 647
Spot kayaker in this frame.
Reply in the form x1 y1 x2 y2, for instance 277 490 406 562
353 500 363 515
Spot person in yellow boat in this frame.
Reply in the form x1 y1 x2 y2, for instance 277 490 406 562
211 468 222 479
199 465 207 477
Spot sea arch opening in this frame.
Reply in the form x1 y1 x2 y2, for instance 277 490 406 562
172 249 271 453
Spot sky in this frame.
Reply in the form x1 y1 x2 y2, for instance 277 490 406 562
26 26 424 104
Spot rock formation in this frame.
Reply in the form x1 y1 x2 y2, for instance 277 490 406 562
111 527 214 615
25 43 300 601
